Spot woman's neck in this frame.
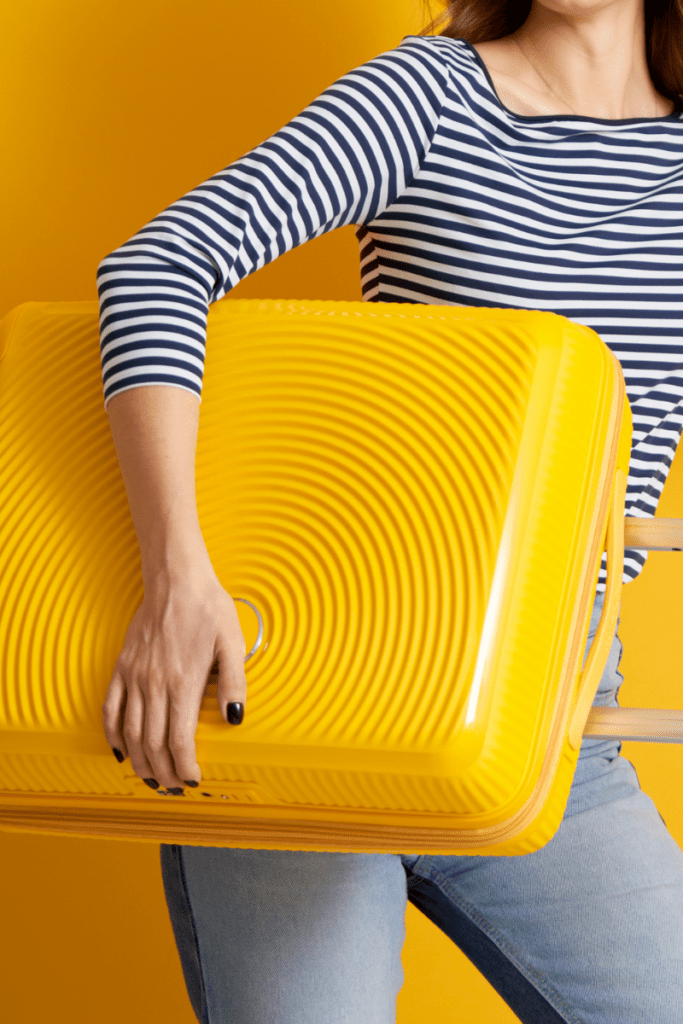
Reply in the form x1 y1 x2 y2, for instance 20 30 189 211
508 0 673 120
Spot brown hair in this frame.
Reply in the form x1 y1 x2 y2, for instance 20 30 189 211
418 0 683 111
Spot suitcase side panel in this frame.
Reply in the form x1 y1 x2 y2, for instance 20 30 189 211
434 317 623 828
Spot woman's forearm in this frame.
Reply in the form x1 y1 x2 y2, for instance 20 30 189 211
106 384 212 583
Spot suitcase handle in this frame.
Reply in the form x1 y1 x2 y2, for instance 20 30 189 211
623 518 683 550
571 491 683 746
233 597 264 661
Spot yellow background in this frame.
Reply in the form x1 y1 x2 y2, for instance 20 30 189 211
1 1 681 1020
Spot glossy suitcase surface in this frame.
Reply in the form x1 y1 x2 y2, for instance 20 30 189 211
0 298 680 855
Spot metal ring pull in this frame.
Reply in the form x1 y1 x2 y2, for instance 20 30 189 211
233 597 264 661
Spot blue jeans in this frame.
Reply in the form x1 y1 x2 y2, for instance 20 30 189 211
160 590 683 1023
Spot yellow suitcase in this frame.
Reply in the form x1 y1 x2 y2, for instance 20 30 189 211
0 297 681 856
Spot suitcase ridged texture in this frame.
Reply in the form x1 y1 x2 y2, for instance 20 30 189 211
0 298 657 854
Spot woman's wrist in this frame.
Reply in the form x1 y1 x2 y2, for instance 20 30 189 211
140 533 216 588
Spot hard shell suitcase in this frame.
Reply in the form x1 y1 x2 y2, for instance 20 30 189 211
0 297 681 856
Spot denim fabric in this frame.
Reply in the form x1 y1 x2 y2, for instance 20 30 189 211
160 590 683 1023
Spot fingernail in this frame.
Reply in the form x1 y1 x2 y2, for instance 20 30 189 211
227 701 244 725
143 777 159 790
112 748 124 763
184 780 199 788
168 787 184 796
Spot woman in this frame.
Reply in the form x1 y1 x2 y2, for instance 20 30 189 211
98 1 683 1021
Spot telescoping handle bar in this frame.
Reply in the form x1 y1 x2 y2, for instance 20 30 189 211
582 516 683 744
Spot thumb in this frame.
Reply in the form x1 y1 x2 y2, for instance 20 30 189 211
214 635 247 726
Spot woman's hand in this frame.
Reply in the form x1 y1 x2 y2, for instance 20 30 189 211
102 568 248 793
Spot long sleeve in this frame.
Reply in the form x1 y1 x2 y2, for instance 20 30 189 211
96 36 450 411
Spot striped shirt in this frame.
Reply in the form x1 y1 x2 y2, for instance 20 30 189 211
96 34 683 592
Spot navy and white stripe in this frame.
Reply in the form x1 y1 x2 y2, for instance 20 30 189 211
97 34 683 590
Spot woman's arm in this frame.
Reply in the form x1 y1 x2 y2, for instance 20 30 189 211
97 35 450 790
96 35 450 412
105 384 209 584
102 382 248 790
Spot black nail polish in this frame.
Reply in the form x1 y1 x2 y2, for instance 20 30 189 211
143 777 159 790
227 701 244 725
184 780 199 787
168 787 184 796
112 748 124 763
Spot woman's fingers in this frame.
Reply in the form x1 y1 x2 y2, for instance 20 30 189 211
102 670 129 762
102 579 250 795
215 613 248 725
121 683 161 785
167 685 204 786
